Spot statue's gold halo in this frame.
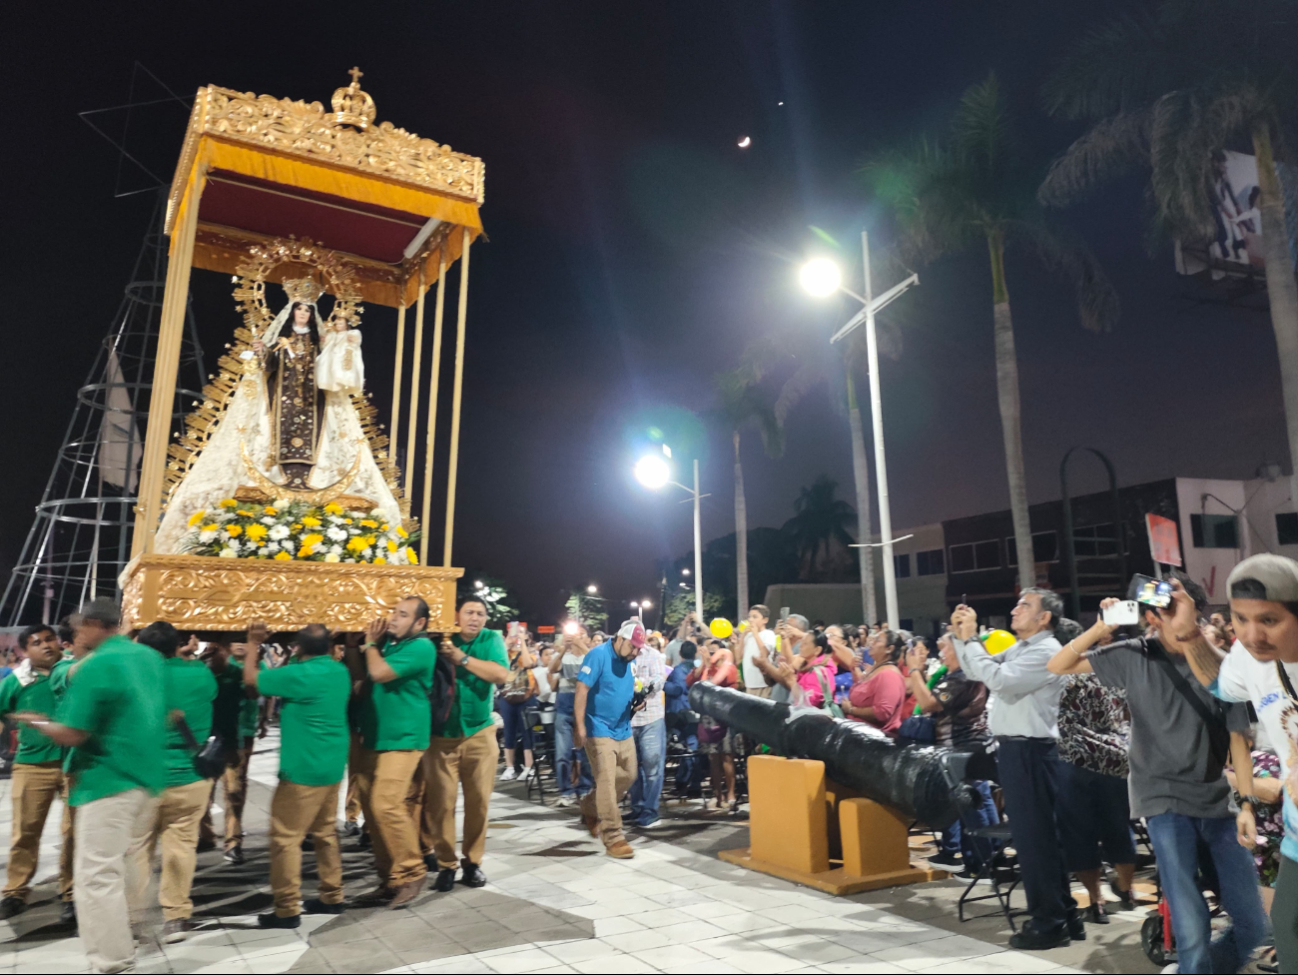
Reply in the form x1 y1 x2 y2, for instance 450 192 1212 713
240 442 362 505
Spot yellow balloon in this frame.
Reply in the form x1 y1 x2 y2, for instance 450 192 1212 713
738 621 748 632
709 618 734 639
982 629 1016 654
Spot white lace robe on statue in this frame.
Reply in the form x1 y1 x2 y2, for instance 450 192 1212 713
151 326 400 556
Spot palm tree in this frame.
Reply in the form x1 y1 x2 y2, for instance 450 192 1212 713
1040 0 1298 505
863 74 1120 590
714 360 784 622
784 475 857 581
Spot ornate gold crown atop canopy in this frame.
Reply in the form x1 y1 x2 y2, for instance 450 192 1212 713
331 67 377 129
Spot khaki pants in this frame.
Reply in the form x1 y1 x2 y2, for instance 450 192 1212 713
75 788 158 974
344 733 363 823
746 686 773 699
580 737 637 848
422 728 498 870
354 748 426 887
199 739 252 850
4 762 74 903
135 779 209 920
268 781 343 917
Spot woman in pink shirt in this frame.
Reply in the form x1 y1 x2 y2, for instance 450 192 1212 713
843 629 907 736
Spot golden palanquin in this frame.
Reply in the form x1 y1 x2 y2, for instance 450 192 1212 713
122 70 481 631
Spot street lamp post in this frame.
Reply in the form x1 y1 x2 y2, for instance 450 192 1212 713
801 232 919 629
634 450 707 623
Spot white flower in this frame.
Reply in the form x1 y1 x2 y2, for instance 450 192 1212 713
362 546 374 559
326 527 347 542
265 540 280 553
269 525 290 541
260 516 277 526
324 553 341 563
274 498 293 510
219 548 238 558
329 544 343 556
198 529 217 544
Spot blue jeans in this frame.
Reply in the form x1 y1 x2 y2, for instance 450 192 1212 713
1145 811 1266 974
939 779 999 869
629 719 666 826
553 704 593 798
498 696 536 751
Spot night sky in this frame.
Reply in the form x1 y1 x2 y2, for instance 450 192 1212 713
7 2 1290 622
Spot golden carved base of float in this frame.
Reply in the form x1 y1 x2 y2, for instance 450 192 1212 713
121 554 460 633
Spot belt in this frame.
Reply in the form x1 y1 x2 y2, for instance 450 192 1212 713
995 735 1055 743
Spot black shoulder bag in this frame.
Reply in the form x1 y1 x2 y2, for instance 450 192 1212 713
173 715 227 779
1148 644 1230 781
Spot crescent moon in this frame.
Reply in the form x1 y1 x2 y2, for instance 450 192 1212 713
738 136 752 148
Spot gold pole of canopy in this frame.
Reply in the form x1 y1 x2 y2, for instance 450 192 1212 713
403 268 426 499
419 250 448 565
389 303 406 458
132 165 207 557
443 227 472 567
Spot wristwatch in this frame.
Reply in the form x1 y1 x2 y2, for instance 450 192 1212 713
1238 793 1262 809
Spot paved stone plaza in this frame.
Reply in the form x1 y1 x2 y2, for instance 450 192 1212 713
0 731 1172 974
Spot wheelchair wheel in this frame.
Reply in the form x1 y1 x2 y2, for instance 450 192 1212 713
1140 913 1170 966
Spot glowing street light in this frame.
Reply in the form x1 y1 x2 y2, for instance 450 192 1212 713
633 454 671 490
474 579 485 589
799 257 843 298
681 568 690 576
633 452 706 624
586 584 599 595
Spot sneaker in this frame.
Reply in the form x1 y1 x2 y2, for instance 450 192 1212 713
162 918 196 943
302 899 345 915
1008 924 1070 951
521 767 536 781
553 795 576 808
1084 902 1109 924
433 868 457 892
257 912 301 929
927 850 963 869
460 860 486 888
605 840 635 859
342 820 361 837
59 901 76 926
1111 883 1136 912
0 897 25 920
499 768 519 782
223 847 245 866
636 818 666 830
389 876 426 909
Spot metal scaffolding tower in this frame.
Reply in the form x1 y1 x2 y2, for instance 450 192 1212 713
2 191 205 625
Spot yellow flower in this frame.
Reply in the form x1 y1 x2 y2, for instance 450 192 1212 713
301 533 325 548
380 523 389 531
344 518 353 525
187 509 206 527
407 548 418 565
255 540 266 547
324 553 341 563
323 502 343 516
245 524 268 541
297 545 315 558
236 509 254 517
291 523 302 531
396 526 409 539
386 539 398 553
264 506 279 516
301 516 322 528
360 519 379 529
225 525 242 537
274 550 292 560
219 499 238 509
346 536 368 553
372 555 387 565
201 523 218 533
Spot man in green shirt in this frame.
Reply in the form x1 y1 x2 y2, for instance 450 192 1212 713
198 630 263 864
0 624 73 921
243 623 351 928
423 595 510 892
350 596 437 909
15 598 166 975
134 621 217 944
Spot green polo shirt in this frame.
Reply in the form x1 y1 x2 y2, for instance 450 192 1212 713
162 656 218 788
258 654 351 786
60 635 166 807
434 628 508 739
358 634 436 751
49 656 76 702
0 671 63 764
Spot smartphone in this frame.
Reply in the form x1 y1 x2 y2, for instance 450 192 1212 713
1102 600 1140 627
779 607 790 623
1132 574 1173 610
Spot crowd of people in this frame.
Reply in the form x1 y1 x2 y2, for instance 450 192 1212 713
1 551 1296 974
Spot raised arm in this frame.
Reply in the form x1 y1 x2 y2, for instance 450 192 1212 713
1159 580 1226 688
1046 600 1121 675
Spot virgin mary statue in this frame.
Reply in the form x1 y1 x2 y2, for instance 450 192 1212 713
152 279 402 554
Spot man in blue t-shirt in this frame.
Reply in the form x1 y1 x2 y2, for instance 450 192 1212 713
574 619 644 858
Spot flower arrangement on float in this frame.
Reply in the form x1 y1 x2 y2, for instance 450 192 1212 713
180 499 418 564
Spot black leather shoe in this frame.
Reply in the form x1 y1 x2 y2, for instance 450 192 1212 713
1067 911 1087 941
1083 903 1109 925
1008 924 1070 951
460 861 486 888
433 868 457 892
59 901 76 925
303 899 345 915
0 897 24 920
257 912 301 929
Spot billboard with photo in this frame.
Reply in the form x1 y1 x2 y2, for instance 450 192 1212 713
1176 151 1298 278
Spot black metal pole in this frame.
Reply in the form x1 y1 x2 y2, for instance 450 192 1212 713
1060 447 1120 621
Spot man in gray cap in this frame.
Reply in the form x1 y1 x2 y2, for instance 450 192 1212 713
1177 553 1298 973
